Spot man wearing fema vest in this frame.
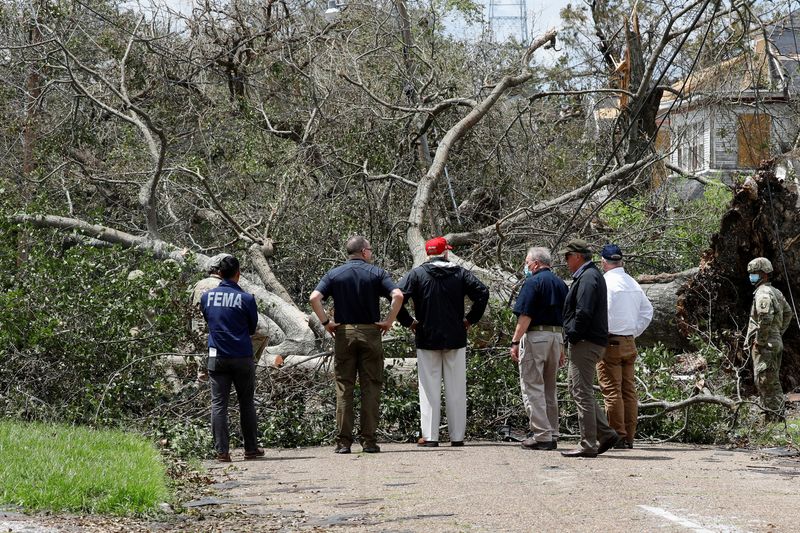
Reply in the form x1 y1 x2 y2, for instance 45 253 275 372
201 255 264 462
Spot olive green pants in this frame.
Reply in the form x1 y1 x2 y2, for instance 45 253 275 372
334 324 384 447
752 338 784 417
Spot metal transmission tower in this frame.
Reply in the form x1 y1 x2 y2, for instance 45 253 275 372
487 0 529 44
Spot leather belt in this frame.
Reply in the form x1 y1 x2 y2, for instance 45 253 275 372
528 325 563 333
338 324 378 330
608 334 634 338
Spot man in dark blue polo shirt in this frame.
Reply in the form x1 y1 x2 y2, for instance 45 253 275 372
309 235 403 454
201 255 264 462
510 247 569 451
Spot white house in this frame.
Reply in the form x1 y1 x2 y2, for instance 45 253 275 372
659 12 800 179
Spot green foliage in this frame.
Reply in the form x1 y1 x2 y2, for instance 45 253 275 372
636 342 736 444
0 420 167 515
599 183 733 274
0 219 192 426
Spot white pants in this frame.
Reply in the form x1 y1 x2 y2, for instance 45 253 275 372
417 347 467 442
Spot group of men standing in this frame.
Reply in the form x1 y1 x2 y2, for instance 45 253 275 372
194 235 792 461
310 235 489 452
510 239 653 457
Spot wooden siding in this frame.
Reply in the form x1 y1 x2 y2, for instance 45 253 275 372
737 114 771 168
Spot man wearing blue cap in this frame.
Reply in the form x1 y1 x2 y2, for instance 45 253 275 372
598 244 653 449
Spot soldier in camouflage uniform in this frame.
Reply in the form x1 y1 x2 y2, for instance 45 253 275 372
190 254 269 381
745 257 793 419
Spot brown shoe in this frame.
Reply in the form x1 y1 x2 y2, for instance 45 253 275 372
216 452 232 463
244 448 265 460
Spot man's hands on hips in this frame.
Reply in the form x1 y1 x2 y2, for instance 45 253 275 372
510 344 520 363
375 319 393 334
325 320 339 336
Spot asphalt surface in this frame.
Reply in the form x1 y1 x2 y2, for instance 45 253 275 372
2 441 798 532
192 441 799 532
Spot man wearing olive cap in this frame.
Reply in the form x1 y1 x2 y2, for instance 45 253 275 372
745 257 793 419
559 238 620 458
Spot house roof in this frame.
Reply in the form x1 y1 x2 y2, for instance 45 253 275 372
660 10 800 107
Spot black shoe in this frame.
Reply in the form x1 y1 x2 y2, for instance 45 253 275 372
362 444 381 453
613 440 628 450
597 433 621 455
560 448 597 458
450 441 464 447
625 441 633 449
521 437 557 450
244 448 265 460
334 445 351 454
417 439 439 448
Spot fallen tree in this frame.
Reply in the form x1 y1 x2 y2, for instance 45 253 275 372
676 163 800 390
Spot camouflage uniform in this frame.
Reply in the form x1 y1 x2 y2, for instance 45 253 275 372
190 274 224 354
745 258 793 416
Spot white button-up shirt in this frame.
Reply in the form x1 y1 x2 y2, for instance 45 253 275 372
604 267 654 337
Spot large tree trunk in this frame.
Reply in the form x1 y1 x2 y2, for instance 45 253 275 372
676 163 800 391
637 269 698 350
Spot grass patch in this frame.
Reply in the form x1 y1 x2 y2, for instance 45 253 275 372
0 419 168 515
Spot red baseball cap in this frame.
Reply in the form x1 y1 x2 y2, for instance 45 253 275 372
425 236 453 255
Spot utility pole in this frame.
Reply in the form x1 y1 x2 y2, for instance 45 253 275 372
487 0 529 44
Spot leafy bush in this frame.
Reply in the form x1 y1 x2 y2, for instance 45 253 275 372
0 227 191 426
600 183 732 274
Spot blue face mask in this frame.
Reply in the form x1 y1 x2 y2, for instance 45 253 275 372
749 273 761 285
523 264 533 278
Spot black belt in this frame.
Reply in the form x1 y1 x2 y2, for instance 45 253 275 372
608 334 634 338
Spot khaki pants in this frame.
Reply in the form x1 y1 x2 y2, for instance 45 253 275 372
597 336 638 443
334 324 384 447
417 347 467 442
568 340 616 452
518 331 561 442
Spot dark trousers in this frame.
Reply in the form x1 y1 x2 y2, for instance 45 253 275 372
334 324 384 447
209 357 259 454
568 340 616 452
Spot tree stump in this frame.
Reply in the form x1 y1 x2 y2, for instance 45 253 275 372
676 162 800 391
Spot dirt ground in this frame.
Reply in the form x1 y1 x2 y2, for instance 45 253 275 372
2 440 799 532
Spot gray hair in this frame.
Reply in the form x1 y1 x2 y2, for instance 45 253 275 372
526 247 552 266
345 235 370 255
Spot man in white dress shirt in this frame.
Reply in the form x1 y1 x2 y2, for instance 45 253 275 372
597 244 653 449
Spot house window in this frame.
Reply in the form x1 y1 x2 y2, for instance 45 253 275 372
737 113 771 168
678 122 705 171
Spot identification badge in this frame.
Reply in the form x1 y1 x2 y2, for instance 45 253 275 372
207 347 217 371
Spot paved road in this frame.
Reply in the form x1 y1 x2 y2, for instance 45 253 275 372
2 441 798 532
191 441 799 532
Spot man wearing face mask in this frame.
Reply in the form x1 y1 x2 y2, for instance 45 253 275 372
745 257 793 419
509 247 568 450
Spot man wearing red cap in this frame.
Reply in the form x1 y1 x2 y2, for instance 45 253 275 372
397 237 489 447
